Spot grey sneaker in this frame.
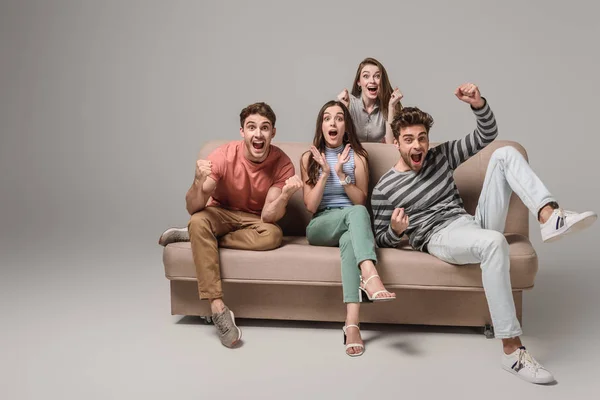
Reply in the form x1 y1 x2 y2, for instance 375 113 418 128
212 307 242 348
158 227 189 246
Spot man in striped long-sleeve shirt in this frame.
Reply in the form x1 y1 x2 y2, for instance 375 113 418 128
372 83 597 384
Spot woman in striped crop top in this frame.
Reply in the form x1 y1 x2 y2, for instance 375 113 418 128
300 100 396 357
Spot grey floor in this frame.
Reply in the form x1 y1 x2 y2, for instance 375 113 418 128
2 238 599 400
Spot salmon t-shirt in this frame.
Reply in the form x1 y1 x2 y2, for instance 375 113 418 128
206 141 295 215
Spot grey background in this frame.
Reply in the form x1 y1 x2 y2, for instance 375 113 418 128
1 1 599 399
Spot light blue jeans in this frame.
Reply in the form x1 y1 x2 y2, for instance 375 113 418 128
427 146 556 339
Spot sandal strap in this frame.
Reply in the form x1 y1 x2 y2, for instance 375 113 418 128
361 274 380 287
370 290 391 299
343 325 364 355
343 324 360 333
345 343 364 350
361 275 395 299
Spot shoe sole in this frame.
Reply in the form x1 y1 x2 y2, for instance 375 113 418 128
502 364 555 384
359 288 397 303
346 348 364 357
366 297 396 302
543 213 597 243
158 227 189 246
222 310 242 348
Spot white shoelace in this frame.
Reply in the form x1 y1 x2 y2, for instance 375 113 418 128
516 348 542 373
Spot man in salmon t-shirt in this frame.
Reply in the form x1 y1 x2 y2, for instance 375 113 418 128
184 102 302 348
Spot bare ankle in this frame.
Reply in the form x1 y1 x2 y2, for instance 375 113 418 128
345 319 359 327
538 202 559 223
345 303 360 327
210 298 225 314
502 337 523 354
359 259 378 273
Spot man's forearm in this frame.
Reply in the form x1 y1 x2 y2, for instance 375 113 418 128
185 179 209 215
261 193 291 223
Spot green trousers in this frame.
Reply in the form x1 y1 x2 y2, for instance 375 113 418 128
306 205 378 303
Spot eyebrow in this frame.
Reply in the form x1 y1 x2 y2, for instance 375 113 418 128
246 121 271 127
324 112 344 117
403 132 427 138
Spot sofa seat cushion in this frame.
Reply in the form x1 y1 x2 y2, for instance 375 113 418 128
163 234 538 290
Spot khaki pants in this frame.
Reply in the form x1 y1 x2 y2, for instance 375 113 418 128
188 206 283 300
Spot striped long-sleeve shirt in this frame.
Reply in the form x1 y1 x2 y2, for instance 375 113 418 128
371 100 498 250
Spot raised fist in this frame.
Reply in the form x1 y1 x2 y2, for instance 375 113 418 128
337 88 350 106
391 207 409 236
195 159 212 183
282 175 303 197
454 83 484 109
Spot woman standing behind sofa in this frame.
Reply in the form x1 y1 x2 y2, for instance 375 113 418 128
337 57 403 144
300 100 400 357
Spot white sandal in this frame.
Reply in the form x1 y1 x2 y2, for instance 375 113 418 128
359 275 396 302
342 324 364 357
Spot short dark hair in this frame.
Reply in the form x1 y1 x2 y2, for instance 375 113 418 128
239 102 276 127
391 107 434 140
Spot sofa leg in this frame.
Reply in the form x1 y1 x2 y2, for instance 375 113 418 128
483 324 494 339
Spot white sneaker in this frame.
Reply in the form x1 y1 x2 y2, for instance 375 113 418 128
158 227 189 246
540 208 597 243
501 346 555 384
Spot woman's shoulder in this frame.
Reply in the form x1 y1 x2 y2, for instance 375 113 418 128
352 149 367 165
300 149 312 163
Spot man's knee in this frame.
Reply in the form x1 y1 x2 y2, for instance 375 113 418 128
188 208 219 235
254 223 283 250
481 231 509 259
491 146 521 163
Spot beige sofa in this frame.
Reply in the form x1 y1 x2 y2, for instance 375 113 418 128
162 140 538 336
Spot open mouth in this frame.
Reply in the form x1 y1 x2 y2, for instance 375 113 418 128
367 86 378 95
328 129 339 139
252 140 265 150
410 153 423 164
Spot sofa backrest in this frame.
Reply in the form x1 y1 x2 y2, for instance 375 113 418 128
197 140 530 239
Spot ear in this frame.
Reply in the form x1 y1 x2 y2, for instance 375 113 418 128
239 127 244 138
271 127 276 139
393 138 400 150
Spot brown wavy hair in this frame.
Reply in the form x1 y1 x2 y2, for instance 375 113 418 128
303 101 368 186
239 102 276 127
391 107 435 141
350 57 403 120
